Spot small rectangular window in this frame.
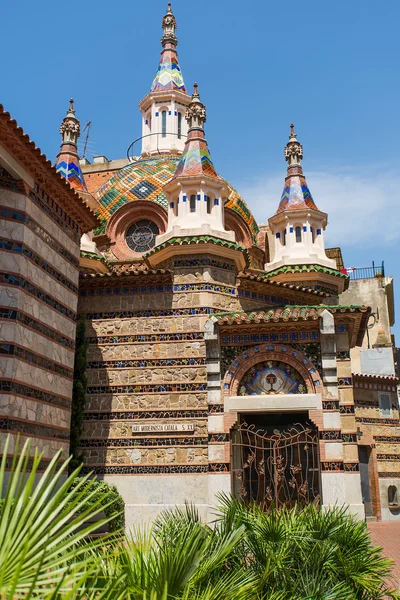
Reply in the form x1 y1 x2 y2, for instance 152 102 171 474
379 392 392 418
178 112 182 139
162 111 167 138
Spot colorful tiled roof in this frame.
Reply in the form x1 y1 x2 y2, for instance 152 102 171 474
216 304 370 325
261 265 349 280
92 155 259 243
172 84 218 180
238 272 327 297
144 235 250 264
276 125 319 214
151 4 186 93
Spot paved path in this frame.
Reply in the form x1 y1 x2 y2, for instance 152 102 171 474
368 521 400 586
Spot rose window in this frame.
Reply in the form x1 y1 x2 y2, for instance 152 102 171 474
126 220 159 253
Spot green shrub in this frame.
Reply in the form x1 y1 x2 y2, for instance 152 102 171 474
70 477 125 532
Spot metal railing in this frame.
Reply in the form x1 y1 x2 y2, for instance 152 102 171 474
346 261 385 280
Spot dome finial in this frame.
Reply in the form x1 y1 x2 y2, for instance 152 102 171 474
161 1 177 47
285 122 303 169
185 82 206 131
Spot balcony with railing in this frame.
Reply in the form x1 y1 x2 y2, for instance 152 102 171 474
346 261 385 280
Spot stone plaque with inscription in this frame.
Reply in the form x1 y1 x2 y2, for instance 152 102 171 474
132 422 195 434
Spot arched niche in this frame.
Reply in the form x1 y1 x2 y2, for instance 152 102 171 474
224 207 255 248
223 343 322 397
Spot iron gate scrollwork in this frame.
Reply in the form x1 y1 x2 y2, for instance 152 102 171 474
232 422 321 507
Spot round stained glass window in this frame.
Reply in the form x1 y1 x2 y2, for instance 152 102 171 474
126 220 159 253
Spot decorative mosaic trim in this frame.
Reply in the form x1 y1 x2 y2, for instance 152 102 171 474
0 206 79 268
30 189 80 243
0 380 71 409
86 383 207 395
209 463 230 472
0 238 78 294
81 282 237 297
221 331 319 345
344 463 360 472
208 404 224 413
323 400 340 411
0 272 76 321
320 430 342 440
86 357 206 370
89 332 205 345
81 465 209 475
0 344 73 379
80 437 207 448
0 308 75 350
336 350 350 360
0 418 69 440
375 436 400 443
338 377 353 387
321 461 344 472
342 433 358 443
221 342 322 380
80 284 173 297
377 454 400 461
340 405 355 414
83 307 216 321
173 257 236 271
379 472 400 478
209 433 229 443
83 410 208 420
356 417 400 425
236 289 295 305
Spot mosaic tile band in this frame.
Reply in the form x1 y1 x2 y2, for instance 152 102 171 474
0 308 75 350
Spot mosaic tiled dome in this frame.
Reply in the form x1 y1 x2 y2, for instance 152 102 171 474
93 156 259 243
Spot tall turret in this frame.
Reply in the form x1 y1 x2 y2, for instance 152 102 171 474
138 3 191 156
265 125 348 294
158 83 234 243
55 99 87 192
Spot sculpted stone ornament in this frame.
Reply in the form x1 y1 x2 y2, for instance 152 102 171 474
59 120 80 136
161 3 178 45
186 103 206 123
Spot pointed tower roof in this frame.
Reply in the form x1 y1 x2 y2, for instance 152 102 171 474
172 83 219 179
55 99 87 192
151 3 186 93
276 124 318 213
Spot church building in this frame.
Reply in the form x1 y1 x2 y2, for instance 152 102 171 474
1 3 398 526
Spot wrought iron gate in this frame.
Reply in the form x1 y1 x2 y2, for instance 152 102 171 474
232 422 321 507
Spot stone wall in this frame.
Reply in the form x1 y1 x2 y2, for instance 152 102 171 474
0 175 81 460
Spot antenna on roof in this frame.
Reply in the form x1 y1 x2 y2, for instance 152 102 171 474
82 121 91 159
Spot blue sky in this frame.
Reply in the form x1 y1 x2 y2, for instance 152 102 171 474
2 0 399 336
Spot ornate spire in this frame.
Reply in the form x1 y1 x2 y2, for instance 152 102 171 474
185 83 206 131
285 124 303 169
276 124 318 213
151 3 186 92
161 3 177 46
172 84 218 179
55 99 87 192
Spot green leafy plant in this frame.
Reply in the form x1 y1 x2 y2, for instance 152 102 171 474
0 435 122 598
215 494 400 600
70 317 88 473
70 476 125 532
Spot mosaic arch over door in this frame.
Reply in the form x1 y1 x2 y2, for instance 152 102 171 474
223 343 322 397
238 360 307 396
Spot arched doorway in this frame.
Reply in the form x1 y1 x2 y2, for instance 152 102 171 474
232 414 321 507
